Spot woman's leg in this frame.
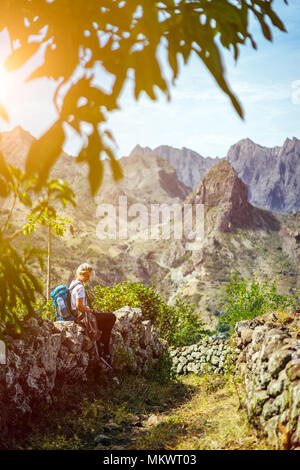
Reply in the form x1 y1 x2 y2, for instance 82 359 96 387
94 311 116 356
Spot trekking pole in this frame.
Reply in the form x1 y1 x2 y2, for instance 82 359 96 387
287 307 300 324
94 340 100 359
94 340 113 370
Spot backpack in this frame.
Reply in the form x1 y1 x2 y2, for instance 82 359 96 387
50 281 82 320
76 310 101 342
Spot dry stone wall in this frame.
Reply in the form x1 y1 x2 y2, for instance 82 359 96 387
234 315 300 450
1 301 299 450
169 335 232 376
169 315 300 449
0 306 167 438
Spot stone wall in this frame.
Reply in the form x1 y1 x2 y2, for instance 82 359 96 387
169 315 300 450
235 315 300 450
0 306 167 438
169 335 232 376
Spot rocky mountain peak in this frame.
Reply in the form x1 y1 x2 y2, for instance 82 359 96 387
129 143 222 189
282 136 300 150
227 136 300 212
186 160 249 210
129 144 153 157
0 126 35 170
184 160 279 233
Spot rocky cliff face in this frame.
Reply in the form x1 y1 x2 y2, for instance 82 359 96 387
130 144 222 190
95 151 192 208
3 128 299 214
227 137 300 212
130 137 300 213
184 160 279 234
109 161 299 326
0 126 35 170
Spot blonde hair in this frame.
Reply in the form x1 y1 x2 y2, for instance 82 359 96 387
76 263 93 277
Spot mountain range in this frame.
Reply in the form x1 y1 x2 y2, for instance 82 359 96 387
130 137 300 213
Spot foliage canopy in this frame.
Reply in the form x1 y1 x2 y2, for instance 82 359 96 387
0 0 288 195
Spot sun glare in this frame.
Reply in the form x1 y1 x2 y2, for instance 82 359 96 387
0 65 9 102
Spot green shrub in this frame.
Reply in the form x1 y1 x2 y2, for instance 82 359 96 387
86 281 208 347
217 270 299 333
34 298 56 321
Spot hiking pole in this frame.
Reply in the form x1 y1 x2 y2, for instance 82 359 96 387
94 340 113 370
94 340 100 359
287 307 300 324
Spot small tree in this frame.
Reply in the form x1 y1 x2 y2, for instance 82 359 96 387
0 160 76 326
22 179 76 299
0 162 45 328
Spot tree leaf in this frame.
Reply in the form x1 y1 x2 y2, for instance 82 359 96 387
0 103 9 122
25 121 65 186
5 42 41 71
0 176 8 197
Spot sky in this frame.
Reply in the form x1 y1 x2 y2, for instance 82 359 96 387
0 0 299 159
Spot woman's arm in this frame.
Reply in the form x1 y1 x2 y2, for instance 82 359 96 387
76 297 94 313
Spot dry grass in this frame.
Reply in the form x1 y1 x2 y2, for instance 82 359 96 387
129 374 272 450
6 372 272 451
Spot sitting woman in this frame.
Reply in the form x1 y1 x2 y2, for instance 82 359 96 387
69 263 116 369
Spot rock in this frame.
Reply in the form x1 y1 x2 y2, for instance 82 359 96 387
95 444 107 450
104 422 123 432
251 326 267 351
94 434 111 445
288 360 300 381
268 350 292 377
144 414 165 427
262 398 280 421
235 321 252 337
259 370 272 388
260 335 286 361
267 370 287 397
112 376 120 386
227 136 300 212
211 356 219 366
241 328 253 345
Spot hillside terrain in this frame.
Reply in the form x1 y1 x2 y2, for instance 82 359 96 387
0 127 299 327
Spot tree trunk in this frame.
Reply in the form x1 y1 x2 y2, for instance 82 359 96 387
47 225 51 299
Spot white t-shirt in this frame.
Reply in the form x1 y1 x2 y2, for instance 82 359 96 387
69 280 88 312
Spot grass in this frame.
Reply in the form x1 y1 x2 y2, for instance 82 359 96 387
5 371 272 451
128 374 272 450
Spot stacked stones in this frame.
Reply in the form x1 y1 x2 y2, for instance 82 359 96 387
0 305 167 438
110 306 167 375
169 335 233 376
235 315 300 450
